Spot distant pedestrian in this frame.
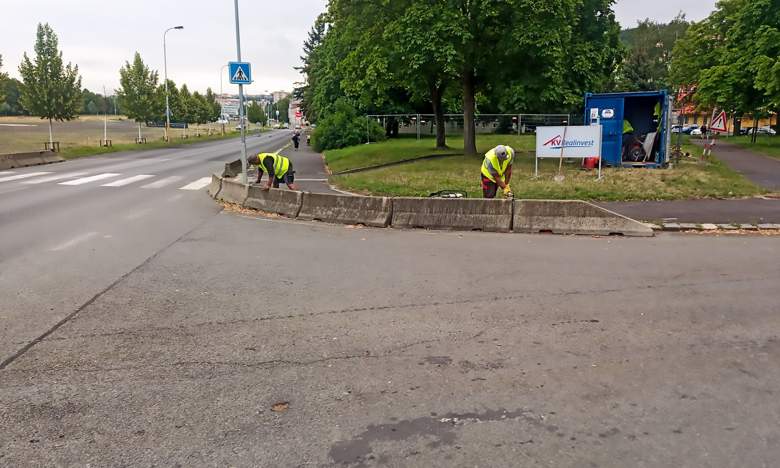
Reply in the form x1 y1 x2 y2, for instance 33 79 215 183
292 131 300 151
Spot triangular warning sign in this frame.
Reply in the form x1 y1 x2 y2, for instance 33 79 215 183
232 66 247 82
710 111 728 133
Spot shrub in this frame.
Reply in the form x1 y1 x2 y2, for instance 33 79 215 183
312 99 385 151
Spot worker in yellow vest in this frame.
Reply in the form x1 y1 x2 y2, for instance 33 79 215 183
252 152 299 191
480 145 515 198
622 119 635 159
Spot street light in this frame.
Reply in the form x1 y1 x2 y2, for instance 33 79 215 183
219 64 228 135
163 25 184 142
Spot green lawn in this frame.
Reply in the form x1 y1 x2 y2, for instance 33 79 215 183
329 135 765 201
324 134 536 173
727 135 780 159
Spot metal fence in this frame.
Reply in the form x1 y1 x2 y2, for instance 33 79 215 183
365 113 572 142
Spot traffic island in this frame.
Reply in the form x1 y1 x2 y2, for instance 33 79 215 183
210 168 654 237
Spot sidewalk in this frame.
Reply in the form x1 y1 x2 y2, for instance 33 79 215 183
276 133 338 194
602 140 780 223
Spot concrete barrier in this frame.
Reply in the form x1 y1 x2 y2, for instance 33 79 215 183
217 178 248 205
391 198 513 232
208 174 222 198
0 151 63 170
299 192 392 227
222 159 243 178
513 200 653 237
245 185 303 218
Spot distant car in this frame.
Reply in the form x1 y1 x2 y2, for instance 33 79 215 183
757 126 777 135
671 125 683 133
690 128 703 136
682 125 699 134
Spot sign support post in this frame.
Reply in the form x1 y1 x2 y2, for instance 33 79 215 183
233 0 248 184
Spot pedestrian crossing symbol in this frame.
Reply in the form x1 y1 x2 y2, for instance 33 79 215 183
228 61 252 84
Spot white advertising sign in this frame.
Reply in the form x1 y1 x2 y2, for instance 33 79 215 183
536 125 602 158
535 125 603 178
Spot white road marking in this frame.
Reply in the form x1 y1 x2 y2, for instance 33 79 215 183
49 231 99 252
296 178 327 182
179 177 212 190
0 123 37 127
0 171 15 176
141 175 182 189
59 173 120 186
22 172 88 184
0 172 53 183
101 174 155 187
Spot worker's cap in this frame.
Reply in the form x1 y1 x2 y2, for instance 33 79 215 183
495 145 508 159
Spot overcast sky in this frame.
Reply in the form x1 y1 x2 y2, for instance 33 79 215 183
1 0 717 95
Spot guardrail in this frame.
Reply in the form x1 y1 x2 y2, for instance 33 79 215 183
212 168 653 237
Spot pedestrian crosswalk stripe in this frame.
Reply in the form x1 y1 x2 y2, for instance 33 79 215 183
0 172 52 182
101 174 155 187
179 177 212 190
0 171 15 176
141 175 182 189
22 172 89 184
59 173 120 186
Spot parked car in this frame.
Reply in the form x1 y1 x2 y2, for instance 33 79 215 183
757 126 777 135
690 127 703 136
671 125 683 134
683 125 700 134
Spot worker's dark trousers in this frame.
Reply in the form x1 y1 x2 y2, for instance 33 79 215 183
622 132 634 159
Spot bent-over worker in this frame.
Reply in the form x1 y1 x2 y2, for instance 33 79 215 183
481 145 515 198
251 152 299 191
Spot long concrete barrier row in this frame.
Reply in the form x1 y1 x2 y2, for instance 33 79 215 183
212 173 653 237
0 151 64 170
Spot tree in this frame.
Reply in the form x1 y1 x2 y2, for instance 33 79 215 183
671 0 778 142
0 54 7 103
0 79 25 115
118 52 161 141
18 23 82 145
204 88 221 122
616 15 689 91
275 96 290 123
247 101 267 126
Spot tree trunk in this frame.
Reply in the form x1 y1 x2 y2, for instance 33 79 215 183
48 118 53 146
462 68 477 156
430 83 447 150
752 115 759 144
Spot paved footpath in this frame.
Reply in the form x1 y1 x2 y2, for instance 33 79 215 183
260 133 337 194
602 140 780 223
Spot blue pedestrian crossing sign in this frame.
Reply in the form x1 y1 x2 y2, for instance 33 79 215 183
228 62 252 84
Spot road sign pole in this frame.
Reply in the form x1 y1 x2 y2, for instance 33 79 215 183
233 0 248 184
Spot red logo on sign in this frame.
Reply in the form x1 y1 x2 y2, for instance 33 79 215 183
543 135 562 147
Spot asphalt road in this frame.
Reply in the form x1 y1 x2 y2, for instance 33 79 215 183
0 130 299 365
1 205 779 466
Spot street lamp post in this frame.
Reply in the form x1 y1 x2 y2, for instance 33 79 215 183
219 64 228 135
163 25 184 142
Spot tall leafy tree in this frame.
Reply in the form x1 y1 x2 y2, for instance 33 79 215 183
671 0 778 141
0 54 7 103
247 101 267 126
204 88 221 122
178 84 193 136
616 15 689 91
117 52 160 141
0 79 25 116
18 23 82 145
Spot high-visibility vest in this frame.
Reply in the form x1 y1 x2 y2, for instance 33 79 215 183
654 102 662 119
481 146 514 183
623 120 634 134
259 152 290 178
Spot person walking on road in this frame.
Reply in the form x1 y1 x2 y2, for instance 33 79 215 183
481 145 515 198
252 152 299 191
292 131 300 151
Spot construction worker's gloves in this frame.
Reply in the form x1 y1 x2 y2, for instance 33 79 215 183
503 185 514 198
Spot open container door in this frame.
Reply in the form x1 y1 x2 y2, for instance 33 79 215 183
584 94 624 166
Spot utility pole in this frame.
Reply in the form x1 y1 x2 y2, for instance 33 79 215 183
233 0 248 184
163 25 183 142
102 85 108 145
